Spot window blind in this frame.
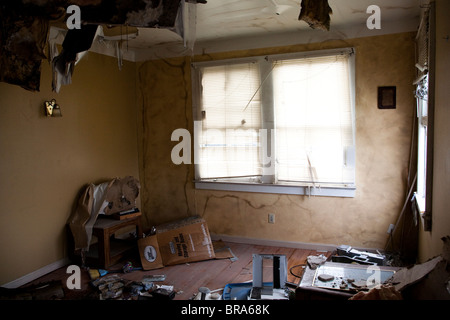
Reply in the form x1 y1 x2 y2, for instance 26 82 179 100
273 54 355 184
192 49 356 195
198 62 262 179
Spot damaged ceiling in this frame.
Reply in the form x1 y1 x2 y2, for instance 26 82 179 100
128 0 422 57
0 0 423 91
0 0 191 91
71 0 423 61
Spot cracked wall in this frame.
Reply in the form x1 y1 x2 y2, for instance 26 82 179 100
137 32 416 250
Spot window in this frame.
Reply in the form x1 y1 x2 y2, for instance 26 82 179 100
191 48 356 197
413 3 435 231
415 88 428 213
195 62 262 179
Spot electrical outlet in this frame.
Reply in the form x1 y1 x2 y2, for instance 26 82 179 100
268 213 275 224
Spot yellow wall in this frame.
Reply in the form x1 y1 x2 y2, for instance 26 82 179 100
418 0 450 262
0 52 139 285
137 32 417 251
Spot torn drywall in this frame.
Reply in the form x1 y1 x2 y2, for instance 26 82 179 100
299 0 332 31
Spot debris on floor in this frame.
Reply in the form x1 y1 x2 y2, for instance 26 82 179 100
332 245 386 266
388 256 443 292
306 254 328 269
90 272 176 300
191 287 223 300
213 240 238 262
88 261 142 280
311 261 396 293
318 274 334 282
349 284 402 300
384 236 450 300
349 235 450 300
142 274 166 282
138 285 176 300
91 274 126 300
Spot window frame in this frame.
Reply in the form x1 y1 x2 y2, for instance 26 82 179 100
413 3 435 231
191 48 357 198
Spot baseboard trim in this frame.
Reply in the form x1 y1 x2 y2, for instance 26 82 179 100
211 234 384 254
210 234 338 252
2 257 71 289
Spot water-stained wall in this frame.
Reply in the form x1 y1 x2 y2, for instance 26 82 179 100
137 32 416 250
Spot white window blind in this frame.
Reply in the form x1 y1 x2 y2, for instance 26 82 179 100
192 49 356 197
416 97 428 209
273 54 355 184
198 62 262 179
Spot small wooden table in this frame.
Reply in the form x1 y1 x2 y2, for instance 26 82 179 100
89 214 143 269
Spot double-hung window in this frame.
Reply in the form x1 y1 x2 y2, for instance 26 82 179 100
191 48 356 197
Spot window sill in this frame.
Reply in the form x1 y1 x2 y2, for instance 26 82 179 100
194 180 356 198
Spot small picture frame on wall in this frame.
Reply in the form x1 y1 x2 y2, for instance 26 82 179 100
378 86 396 109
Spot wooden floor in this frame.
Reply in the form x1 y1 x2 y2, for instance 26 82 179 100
21 241 331 300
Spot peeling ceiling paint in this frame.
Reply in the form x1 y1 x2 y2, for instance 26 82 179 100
122 0 422 61
125 0 421 47
1 0 424 66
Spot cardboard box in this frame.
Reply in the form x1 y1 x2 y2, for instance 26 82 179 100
138 235 164 270
156 216 215 266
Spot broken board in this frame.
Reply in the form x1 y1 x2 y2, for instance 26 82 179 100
312 263 396 292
